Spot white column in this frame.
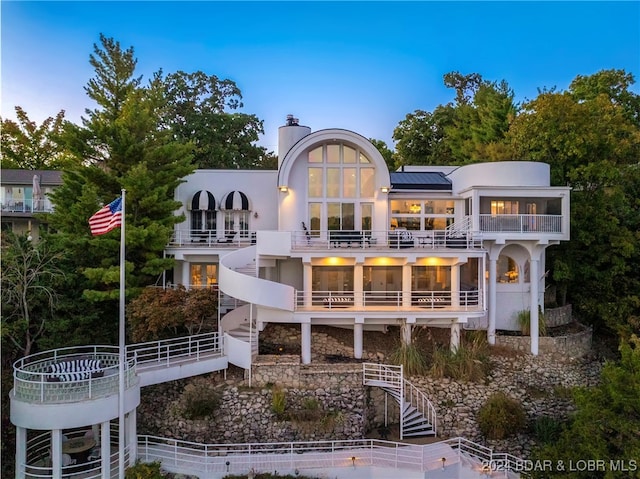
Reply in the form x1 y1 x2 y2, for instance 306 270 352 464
303 263 312 307
51 429 62 479
128 409 137 464
15 426 26 479
182 261 190 288
530 258 540 355
450 323 461 352
92 424 100 446
354 322 364 359
101 421 110 479
402 264 412 307
301 322 311 364
451 264 460 308
401 322 412 346
354 264 363 307
488 257 497 345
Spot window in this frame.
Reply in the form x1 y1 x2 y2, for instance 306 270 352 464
191 210 216 232
363 266 402 304
491 201 519 215
190 264 218 288
390 199 455 231
497 255 519 283
411 266 451 291
312 266 353 292
306 143 376 231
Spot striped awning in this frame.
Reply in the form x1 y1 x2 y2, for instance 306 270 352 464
189 190 216 210
220 190 250 211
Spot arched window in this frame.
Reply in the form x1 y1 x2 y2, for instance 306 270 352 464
220 191 251 238
307 143 375 234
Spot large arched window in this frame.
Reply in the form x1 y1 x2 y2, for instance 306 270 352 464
307 143 375 234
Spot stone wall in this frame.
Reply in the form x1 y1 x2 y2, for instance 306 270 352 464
544 304 573 328
495 323 592 359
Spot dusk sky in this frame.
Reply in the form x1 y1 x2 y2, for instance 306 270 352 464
2 1 639 152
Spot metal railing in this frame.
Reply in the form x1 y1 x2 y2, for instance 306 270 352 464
168 229 256 247
295 290 482 311
126 332 223 370
22 424 128 479
1 198 54 213
291 229 483 250
137 435 525 477
12 346 136 404
479 214 562 233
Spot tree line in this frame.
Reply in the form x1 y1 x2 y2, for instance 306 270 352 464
1 34 639 478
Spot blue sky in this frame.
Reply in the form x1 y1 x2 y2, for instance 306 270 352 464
2 1 639 152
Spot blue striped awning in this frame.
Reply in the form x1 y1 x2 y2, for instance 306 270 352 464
220 190 250 211
189 190 216 210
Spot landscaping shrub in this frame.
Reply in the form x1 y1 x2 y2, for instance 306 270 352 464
271 387 287 418
429 332 492 382
516 308 547 336
477 392 526 439
531 416 564 444
389 343 428 375
180 381 221 420
125 460 165 479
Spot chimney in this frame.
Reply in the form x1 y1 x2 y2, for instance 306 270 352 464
278 114 311 168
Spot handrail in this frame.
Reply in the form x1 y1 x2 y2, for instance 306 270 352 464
1 198 55 213
295 289 482 311
168 229 256 247
479 214 562 233
404 378 437 436
136 435 525 476
126 332 223 369
12 346 136 404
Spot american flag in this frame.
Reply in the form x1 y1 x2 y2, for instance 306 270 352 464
89 197 123 235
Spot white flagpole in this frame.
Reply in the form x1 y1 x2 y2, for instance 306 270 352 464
118 189 126 478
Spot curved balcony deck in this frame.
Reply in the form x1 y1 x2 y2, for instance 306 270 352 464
12 346 136 405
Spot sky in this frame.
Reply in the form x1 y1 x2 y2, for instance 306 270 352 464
2 1 639 152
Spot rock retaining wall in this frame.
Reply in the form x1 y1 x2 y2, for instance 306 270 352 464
544 304 573 328
496 323 592 358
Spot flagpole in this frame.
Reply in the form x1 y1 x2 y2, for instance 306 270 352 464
118 189 126 478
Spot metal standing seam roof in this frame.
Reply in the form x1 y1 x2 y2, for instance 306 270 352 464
389 171 452 191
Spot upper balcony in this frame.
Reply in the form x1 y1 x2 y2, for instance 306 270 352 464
1 198 55 215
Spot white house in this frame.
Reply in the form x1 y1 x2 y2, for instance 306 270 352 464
166 117 570 360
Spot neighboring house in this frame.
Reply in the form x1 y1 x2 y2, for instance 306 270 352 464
167 118 571 359
0 169 62 240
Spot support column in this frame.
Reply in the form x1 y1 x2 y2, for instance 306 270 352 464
301 322 311 364
101 420 110 479
128 409 137 464
402 264 412 307
450 323 461 352
181 261 190 288
354 264 363 307
51 429 62 479
15 426 26 479
530 258 540 355
400 322 412 346
451 264 460 308
354 322 364 359
488 257 497 345
303 263 312 307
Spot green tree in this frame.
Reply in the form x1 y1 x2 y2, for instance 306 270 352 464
0 232 64 357
531 336 640 479
47 34 194 313
392 107 454 167
0 107 72 169
162 70 274 169
369 138 396 171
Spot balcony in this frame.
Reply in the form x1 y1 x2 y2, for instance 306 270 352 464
168 229 256 247
291 229 483 251
295 290 482 312
478 214 563 234
1 198 54 214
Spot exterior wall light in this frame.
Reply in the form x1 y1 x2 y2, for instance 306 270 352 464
380 186 391 193
351 456 356 467
441 457 446 470
279 186 288 192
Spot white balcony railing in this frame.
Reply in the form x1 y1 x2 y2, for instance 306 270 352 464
1 198 54 213
479 214 563 233
168 229 256 247
126 332 223 370
295 290 482 311
291 229 482 250
12 346 136 404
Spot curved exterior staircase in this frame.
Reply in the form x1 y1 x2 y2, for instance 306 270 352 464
363 363 437 439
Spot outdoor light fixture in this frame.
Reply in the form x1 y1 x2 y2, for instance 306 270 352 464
278 185 288 192
441 457 446 470
380 186 390 193
351 456 356 467
225 460 230 472
481 464 492 477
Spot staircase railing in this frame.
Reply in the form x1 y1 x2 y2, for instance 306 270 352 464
363 363 437 439
445 215 471 236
